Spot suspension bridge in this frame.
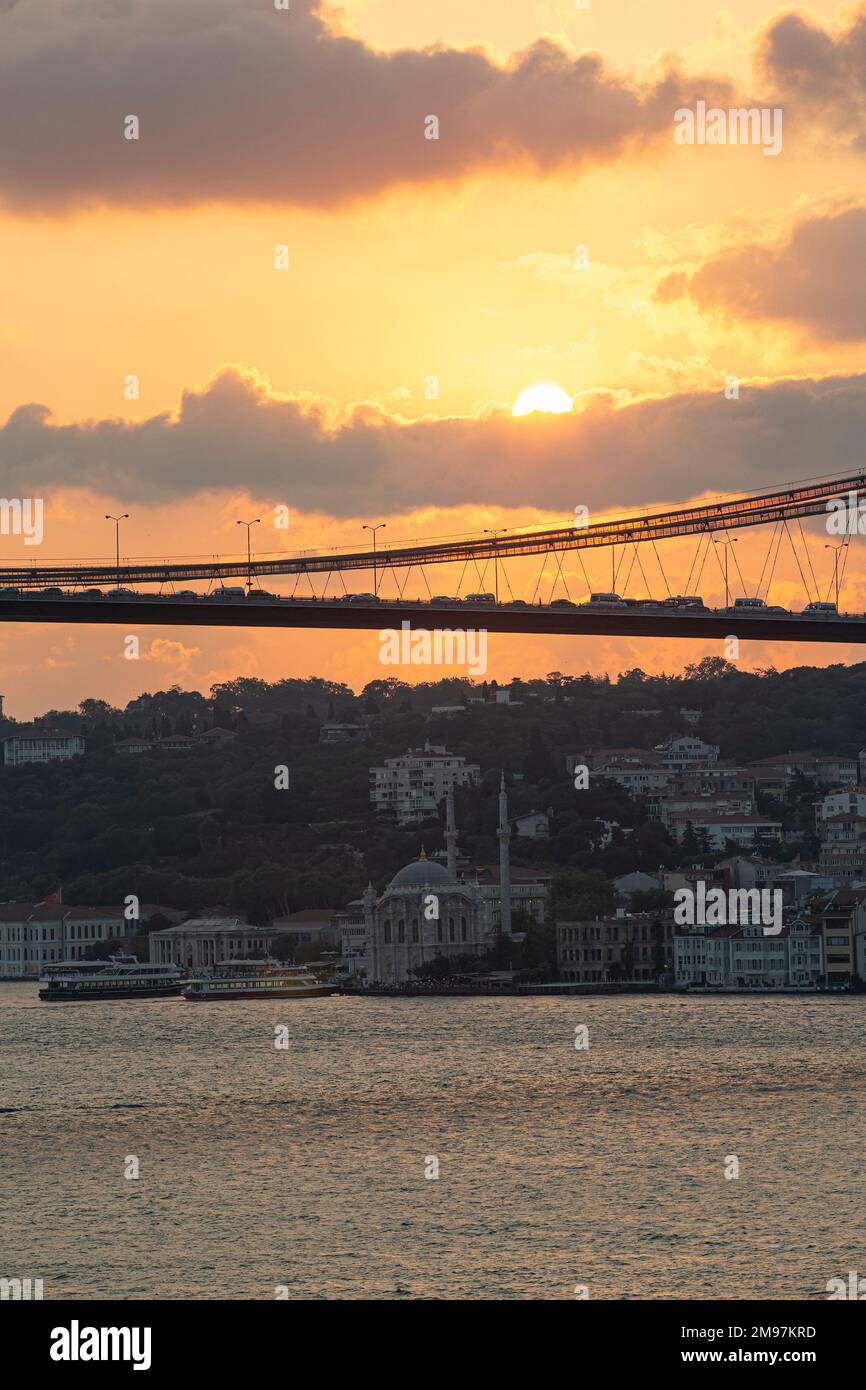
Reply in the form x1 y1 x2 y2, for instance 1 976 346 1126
0 469 864 643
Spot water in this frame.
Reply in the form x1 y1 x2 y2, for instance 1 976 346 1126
1 985 864 1300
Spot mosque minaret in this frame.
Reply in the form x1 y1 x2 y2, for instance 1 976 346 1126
497 770 512 938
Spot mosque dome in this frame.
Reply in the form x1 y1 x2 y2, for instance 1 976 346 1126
388 856 452 890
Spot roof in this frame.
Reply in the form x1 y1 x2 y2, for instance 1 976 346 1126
275 909 339 923
669 812 781 826
389 859 453 889
0 903 36 921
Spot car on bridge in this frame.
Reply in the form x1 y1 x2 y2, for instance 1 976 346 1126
803 600 838 615
550 597 577 608
348 593 380 604
80 588 103 599
106 587 139 600
0 586 22 596
662 595 707 610
729 596 766 611
246 589 279 602
39 586 67 598
171 590 200 601
505 598 528 607
208 586 246 600
577 593 625 609
464 592 496 604
431 595 462 604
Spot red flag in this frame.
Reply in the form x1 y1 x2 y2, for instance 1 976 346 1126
41 887 62 905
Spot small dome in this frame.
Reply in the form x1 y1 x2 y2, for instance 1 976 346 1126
389 858 452 889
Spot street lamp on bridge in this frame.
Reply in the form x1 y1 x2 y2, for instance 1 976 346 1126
825 541 846 609
483 528 508 605
236 518 261 590
713 536 738 609
104 513 129 589
362 523 387 596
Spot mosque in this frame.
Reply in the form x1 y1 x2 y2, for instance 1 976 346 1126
364 772 525 984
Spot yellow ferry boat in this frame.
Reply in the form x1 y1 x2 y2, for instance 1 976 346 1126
182 961 339 1001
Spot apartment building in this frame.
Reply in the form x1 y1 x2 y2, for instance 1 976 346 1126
654 734 720 768
557 913 674 984
673 922 822 989
369 742 480 825
666 812 782 852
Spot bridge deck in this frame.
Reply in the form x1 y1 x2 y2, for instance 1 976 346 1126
2 596 865 643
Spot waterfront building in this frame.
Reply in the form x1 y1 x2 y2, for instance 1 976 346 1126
673 921 822 989
557 913 674 984
0 903 129 978
148 916 287 968
814 889 866 986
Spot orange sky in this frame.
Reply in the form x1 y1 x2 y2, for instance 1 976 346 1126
1 0 865 717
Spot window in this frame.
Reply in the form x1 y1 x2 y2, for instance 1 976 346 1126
384 923 392 944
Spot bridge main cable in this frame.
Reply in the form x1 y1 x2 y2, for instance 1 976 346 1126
2 469 863 588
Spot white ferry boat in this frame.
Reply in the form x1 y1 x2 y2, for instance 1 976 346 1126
38 955 185 1001
183 961 339 1001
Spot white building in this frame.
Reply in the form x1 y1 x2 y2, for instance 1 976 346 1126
2 731 85 766
369 742 480 825
667 812 782 851
511 810 549 839
655 734 720 768
0 903 129 978
148 916 285 967
814 788 866 832
673 921 822 988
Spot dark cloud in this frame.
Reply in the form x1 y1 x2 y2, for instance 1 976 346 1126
758 8 866 146
0 0 727 212
2 367 864 516
667 207 866 341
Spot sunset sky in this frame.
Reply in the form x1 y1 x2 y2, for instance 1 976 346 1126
2 0 866 717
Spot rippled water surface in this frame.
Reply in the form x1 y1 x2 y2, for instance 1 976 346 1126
1 985 864 1299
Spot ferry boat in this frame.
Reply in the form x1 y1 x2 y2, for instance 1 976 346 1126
183 961 339 1001
38 955 184 1001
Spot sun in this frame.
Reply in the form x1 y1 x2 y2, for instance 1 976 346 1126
511 383 573 417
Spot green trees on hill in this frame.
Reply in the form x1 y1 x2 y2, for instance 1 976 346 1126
0 662 863 923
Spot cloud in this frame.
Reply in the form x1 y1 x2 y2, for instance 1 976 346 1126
3 365 865 516
659 206 866 341
0 0 730 213
757 7 866 146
